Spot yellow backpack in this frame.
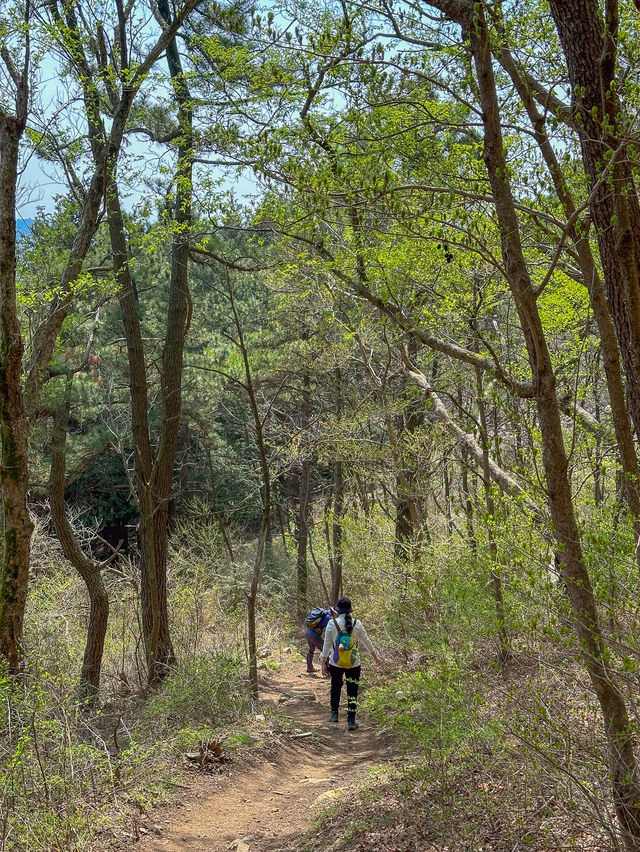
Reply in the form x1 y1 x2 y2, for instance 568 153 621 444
332 619 358 668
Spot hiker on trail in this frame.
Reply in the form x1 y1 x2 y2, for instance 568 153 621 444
320 596 380 731
305 607 333 673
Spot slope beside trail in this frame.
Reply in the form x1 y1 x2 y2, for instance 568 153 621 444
138 658 395 852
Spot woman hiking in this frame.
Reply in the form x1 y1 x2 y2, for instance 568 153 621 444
320 596 380 731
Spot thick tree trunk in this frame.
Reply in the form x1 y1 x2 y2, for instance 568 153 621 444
466 11 640 845
49 378 108 700
548 0 640 439
0 112 34 673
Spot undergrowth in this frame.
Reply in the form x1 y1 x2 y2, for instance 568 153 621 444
0 519 278 852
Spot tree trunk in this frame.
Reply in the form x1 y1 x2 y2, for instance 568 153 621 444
296 461 311 616
443 459 453 536
49 377 109 700
106 0 193 685
248 515 268 703
329 369 345 605
107 179 175 685
0 107 34 673
548 0 640 440
476 365 510 663
296 371 311 615
465 9 640 844
224 281 272 705
460 450 476 552
394 341 425 561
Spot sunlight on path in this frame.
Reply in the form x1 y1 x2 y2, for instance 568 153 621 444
139 661 393 852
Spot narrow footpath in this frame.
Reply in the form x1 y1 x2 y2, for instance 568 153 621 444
138 660 395 852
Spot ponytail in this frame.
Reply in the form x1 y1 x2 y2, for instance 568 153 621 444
335 596 354 633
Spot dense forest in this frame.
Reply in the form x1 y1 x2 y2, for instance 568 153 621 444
3 0 640 848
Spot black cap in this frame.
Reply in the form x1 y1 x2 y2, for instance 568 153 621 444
335 596 352 614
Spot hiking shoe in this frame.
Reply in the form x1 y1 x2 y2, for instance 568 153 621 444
329 711 339 722
347 721 359 731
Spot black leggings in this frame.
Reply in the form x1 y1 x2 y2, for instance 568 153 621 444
329 664 361 722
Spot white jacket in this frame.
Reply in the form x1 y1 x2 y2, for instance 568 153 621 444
321 613 376 668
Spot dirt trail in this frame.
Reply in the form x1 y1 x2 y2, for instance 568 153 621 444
140 661 394 852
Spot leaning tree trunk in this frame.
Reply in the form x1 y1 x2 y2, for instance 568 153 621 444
462 8 640 845
49 377 108 700
0 97 34 672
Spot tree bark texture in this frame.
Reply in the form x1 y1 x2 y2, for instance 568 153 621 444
548 0 640 441
465 7 640 845
0 110 34 673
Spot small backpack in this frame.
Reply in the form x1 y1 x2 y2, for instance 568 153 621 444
306 607 330 634
332 619 359 668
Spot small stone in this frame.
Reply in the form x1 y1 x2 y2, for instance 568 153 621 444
313 789 344 805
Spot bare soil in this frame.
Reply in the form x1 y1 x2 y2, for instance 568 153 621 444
132 660 395 852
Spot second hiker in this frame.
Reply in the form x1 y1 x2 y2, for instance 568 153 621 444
305 606 333 673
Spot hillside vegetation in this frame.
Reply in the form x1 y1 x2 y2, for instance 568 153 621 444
2 0 640 848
